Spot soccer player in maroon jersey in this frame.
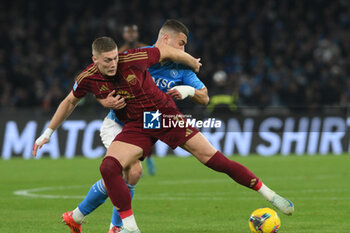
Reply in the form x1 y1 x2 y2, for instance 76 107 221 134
59 20 209 233
34 37 294 233
32 36 201 233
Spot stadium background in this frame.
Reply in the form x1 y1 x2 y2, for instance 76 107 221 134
1 0 350 158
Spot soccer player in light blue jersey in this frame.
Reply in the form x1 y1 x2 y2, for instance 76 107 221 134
62 19 209 233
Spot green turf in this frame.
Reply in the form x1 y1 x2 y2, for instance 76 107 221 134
1 155 350 233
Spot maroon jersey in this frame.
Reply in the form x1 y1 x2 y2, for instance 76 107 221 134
72 63 115 99
72 47 177 123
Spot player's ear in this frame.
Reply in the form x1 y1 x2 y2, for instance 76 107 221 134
162 33 169 44
92 55 97 63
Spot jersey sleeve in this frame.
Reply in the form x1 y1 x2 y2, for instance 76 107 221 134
120 47 160 71
143 47 161 67
72 79 90 98
181 67 205 90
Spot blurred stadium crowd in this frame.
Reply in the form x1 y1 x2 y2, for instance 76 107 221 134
1 0 350 110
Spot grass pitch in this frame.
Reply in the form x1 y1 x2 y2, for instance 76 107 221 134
1 155 350 233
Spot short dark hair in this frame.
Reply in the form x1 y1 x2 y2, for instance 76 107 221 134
161 19 189 36
92 37 117 55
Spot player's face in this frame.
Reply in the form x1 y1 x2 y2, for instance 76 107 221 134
94 49 118 76
123 28 139 43
167 32 187 51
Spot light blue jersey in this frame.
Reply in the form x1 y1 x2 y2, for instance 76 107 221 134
108 45 205 122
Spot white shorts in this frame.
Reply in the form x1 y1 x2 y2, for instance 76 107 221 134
100 116 123 149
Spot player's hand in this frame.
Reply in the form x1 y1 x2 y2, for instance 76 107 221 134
100 90 126 110
192 58 202 73
167 85 195 100
167 88 183 100
32 128 53 157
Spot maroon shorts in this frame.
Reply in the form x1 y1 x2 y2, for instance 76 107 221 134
114 109 199 160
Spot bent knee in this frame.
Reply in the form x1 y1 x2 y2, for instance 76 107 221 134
127 164 143 185
100 156 122 176
100 159 113 175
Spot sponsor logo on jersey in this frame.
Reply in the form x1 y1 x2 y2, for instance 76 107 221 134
116 90 135 99
152 77 176 89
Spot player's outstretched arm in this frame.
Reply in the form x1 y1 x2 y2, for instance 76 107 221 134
32 91 80 156
156 44 202 73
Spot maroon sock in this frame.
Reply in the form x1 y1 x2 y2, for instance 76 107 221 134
100 156 132 214
205 151 262 190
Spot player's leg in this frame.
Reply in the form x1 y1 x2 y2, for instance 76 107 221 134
77 179 108 220
62 117 122 232
62 178 109 232
110 161 142 230
100 140 144 232
62 117 124 232
124 161 144 185
62 180 109 233
181 132 294 215
145 157 156 175
100 118 143 231
62 179 108 233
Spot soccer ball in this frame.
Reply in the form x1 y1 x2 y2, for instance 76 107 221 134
249 207 281 233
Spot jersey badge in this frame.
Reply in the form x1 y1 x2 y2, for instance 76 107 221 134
126 74 137 85
170 69 178 78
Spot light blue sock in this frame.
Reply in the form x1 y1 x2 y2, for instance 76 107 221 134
146 157 156 176
78 179 108 215
111 183 135 227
